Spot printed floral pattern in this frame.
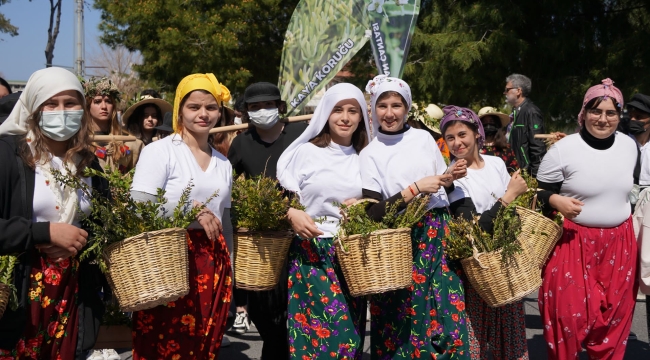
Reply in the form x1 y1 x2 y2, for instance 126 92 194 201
287 236 366 359
370 209 469 359
132 230 232 360
480 145 518 174
0 254 80 359
94 142 137 174
539 218 638 359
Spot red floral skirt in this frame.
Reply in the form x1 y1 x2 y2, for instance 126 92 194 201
0 254 80 360
132 229 232 360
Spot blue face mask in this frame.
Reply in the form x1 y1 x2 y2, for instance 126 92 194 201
39 110 84 141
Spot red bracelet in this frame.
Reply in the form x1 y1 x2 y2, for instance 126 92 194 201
408 185 416 196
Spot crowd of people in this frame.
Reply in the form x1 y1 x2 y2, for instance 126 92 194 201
0 68 648 360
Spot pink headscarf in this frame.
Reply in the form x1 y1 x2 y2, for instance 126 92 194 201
577 78 624 126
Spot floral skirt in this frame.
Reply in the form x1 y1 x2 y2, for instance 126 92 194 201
464 280 528 360
132 229 232 360
370 209 470 360
539 217 638 360
0 254 80 360
287 236 366 359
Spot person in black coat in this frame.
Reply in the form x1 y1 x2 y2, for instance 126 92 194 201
504 74 547 176
0 67 108 360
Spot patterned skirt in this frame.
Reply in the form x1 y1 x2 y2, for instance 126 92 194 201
0 254 80 360
370 209 470 359
132 229 232 360
287 236 367 359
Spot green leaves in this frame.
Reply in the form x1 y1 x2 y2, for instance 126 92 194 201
0 255 18 310
51 168 216 272
231 174 298 232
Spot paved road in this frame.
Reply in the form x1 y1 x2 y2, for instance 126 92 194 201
118 291 649 359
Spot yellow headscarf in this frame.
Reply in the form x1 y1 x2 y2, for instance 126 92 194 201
173 73 231 133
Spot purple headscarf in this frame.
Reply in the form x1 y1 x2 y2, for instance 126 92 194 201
440 105 486 148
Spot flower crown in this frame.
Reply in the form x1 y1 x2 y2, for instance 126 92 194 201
83 77 122 102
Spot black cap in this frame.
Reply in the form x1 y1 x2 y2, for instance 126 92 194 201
244 82 281 104
0 92 21 125
627 93 650 114
155 112 173 132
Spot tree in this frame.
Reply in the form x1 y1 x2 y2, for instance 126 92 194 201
94 0 300 96
404 0 650 128
88 44 144 108
1 0 20 38
44 0 61 67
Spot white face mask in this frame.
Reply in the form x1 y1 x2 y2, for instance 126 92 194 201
39 110 83 141
234 116 242 125
248 108 279 130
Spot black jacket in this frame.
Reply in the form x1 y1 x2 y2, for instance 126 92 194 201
0 135 109 358
508 98 547 177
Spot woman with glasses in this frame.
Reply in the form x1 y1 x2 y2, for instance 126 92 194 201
536 79 638 360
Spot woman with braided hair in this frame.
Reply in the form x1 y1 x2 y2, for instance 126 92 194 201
82 77 144 173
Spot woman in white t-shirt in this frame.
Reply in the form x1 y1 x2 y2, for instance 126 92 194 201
442 106 529 360
277 83 371 359
130 73 233 359
359 75 470 359
536 79 638 360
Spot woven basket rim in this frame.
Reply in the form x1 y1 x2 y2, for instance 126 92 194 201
104 227 187 253
236 229 294 237
342 227 411 240
515 206 562 228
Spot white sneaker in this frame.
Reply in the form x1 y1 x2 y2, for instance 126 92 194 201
103 349 121 360
232 311 250 334
86 350 105 360
221 336 231 347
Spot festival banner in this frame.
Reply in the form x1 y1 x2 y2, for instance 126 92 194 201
366 0 421 77
278 0 370 116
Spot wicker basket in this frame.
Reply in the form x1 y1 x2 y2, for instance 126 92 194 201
335 228 413 297
103 228 190 312
234 230 293 291
460 233 542 308
516 206 563 268
0 283 9 319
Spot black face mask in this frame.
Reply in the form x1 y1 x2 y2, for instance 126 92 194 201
628 120 648 135
483 124 499 136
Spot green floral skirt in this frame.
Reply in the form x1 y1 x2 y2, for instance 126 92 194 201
370 209 470 359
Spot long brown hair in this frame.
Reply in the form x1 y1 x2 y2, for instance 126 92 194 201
21 92 96 176
86 94 128 161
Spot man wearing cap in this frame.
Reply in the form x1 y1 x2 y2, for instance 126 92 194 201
227 82 307 359
504 73 546 176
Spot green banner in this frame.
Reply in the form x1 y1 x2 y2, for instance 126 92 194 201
278 0 370 116
367 0 421 77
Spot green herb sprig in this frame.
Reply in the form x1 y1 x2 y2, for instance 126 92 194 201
0 255 19 311
51 168 216 272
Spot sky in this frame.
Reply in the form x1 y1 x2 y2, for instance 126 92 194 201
0 0 103 81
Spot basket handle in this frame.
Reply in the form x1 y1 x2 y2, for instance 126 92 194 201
531 191 539 212
469 235 488 269
333 237 348 254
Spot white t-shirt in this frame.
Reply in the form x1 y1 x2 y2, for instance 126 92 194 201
360 127 448 209
287 142 362 237
537 132 636 228
132 134 232 224
34 157 91 227
448 155 510 214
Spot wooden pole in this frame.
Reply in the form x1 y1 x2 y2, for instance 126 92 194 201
534 134 558 139
91 114 313 142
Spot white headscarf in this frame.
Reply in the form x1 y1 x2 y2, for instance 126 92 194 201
0 67 85 136
0 67 86 225
277 83 371 194
365 75 412 136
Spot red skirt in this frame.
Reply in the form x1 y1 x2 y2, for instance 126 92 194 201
132 229 232 360
0 254 80 360
539 217 638 360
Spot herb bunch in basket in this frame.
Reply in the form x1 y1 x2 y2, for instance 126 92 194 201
231 174 303 232
445 203 523 265
51 168 216 272
337 194 432 239
510 170 563 226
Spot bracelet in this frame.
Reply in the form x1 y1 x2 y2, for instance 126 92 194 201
498 198 510 207
408 185 416 196
413 182 421 193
